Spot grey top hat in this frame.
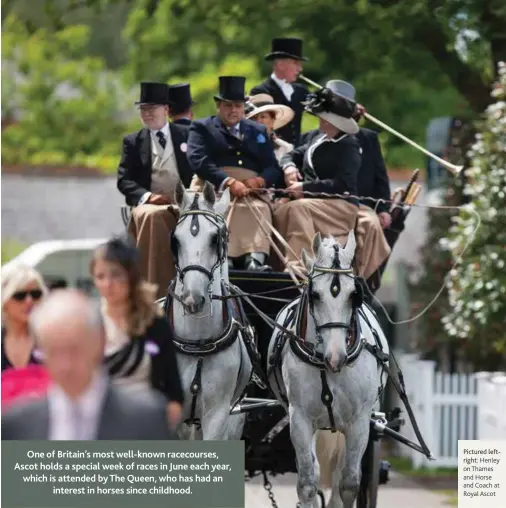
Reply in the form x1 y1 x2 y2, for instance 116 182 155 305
326 80 356 102
305 79 359 134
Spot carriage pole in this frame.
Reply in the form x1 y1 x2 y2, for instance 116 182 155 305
298 74 464 175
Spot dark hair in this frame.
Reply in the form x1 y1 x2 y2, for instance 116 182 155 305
90 235 161 336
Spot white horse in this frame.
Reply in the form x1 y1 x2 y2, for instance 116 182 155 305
162 181 252 441
267 230 389 508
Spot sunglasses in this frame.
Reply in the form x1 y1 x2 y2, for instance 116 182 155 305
11 289 43 301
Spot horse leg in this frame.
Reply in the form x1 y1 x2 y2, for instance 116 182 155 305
291 407 319 508
326 433 346 508
227 413 246 440
340 416 370 508
201 403 235 440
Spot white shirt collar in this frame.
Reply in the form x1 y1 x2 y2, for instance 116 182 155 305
271 72 294 101
150 122 169 137
48 369 108 440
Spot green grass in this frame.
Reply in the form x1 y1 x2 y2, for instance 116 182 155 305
386 456 458 478
1 238 28 265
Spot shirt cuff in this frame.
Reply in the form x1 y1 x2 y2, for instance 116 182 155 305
283 163 297 172
138 191 151 206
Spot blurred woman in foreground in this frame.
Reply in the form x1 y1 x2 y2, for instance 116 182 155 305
1 264 48 372
90 235 183 428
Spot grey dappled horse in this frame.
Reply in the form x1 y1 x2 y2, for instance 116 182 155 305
162 181 252 441
267 231 389 508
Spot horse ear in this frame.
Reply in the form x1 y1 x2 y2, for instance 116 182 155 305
343 229 356 259
203 180 216 206
301 248 313 273
215 187 231 216
174 181 190 209
312 232 322 256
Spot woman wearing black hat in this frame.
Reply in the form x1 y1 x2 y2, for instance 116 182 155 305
250 37 309 146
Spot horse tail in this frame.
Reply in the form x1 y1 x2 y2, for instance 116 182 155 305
314 429 346 489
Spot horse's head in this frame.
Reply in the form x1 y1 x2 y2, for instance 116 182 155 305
302 230 361 373
171 181 230 314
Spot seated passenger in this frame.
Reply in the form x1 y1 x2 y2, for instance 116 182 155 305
187 76 283 271
297 99 392 284
245 94 295 166
275 80 390 281
117 82 193 299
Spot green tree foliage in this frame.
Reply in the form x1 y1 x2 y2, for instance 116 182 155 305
1 15 134 171
441 62 506 370
407 119 473 371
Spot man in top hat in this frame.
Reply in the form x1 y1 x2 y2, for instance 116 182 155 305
274 79 390 282
250 37 309 147
117 82 194 299
186 76 283 271
168 83 194 125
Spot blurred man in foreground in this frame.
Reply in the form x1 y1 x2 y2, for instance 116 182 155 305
2 289 176 441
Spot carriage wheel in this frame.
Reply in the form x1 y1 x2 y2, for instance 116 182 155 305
356 436 380 508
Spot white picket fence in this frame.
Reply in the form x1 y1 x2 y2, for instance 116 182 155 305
394 353 506 469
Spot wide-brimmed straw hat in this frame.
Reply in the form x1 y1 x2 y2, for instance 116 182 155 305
305 80 359 134
245 94 295 130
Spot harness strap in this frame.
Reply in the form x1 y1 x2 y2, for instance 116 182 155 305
185 356 204 429
363 343 433 459
320 370 337 433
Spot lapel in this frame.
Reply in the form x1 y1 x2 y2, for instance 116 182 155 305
96 384 120 440
34 398 50 439
212 116 242 144
139 128 152 171
267 77 292 106
169 123 188 181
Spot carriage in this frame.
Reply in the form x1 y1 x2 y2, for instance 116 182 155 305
154 167 434 508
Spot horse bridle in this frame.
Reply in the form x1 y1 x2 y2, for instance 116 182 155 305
170 194 228 306
307 245 360 346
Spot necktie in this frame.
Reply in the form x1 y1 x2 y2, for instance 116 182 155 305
229 126 240 139
156 131 166 149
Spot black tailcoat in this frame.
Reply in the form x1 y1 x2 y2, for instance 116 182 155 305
298 128 391 212
186 116 283 189
172 118 192 126
250 77 308 146
354 128 391 213
117 123 193 206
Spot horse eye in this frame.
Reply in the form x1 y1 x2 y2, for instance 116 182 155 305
311 290 321 302
210 233 219 245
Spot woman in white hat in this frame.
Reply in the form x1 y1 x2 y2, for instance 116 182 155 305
246 94 295 164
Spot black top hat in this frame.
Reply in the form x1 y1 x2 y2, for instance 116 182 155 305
264 37 308 61
135 82 170 105
213 76 247 102
168 83 195 112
